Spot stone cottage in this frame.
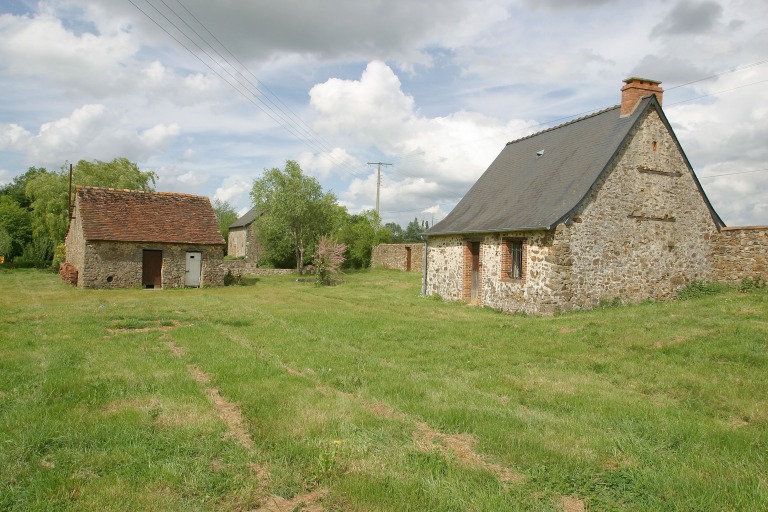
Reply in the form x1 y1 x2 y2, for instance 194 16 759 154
64 186 225 289
424 77 740 314
227 207 261 261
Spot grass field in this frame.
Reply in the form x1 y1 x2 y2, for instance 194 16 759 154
1 268 766 511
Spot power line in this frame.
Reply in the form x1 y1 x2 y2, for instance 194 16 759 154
699 168 768 179
665 58 768 91
666 78 768 107
129 0 369 180
165 0 357 177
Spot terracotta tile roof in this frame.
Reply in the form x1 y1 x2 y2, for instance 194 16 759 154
75 186 225 245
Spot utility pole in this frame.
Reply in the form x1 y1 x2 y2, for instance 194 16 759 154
367 162 393 217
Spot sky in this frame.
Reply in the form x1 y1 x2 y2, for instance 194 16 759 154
0 0 767 228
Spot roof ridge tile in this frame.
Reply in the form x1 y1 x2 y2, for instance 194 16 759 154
506 104 620 146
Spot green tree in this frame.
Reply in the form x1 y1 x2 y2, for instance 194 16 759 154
339 209 389 269
403 217 428 243
0 196 32 261
24 158 156 262
384 222 404 243
250 161 338 272
211 198 239 247
0 166 48 208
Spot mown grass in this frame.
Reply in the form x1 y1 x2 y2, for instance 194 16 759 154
1 268 766 511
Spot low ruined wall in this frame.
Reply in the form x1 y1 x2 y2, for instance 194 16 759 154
220 259 294 277
712 226 768 284
372 243 423 271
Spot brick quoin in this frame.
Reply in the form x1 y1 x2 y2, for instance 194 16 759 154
500 238 528 282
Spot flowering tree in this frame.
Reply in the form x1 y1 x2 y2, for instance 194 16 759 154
310 235 347 286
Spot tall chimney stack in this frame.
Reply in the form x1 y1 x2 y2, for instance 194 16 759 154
621 77 663 117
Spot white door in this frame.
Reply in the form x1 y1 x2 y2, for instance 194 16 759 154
185 252 202 287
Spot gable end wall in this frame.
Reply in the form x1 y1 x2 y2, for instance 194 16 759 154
556 107 718 308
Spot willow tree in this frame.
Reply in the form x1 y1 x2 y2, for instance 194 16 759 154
24 158 156 262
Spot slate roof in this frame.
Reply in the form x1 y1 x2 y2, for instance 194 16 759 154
427 96 722 236
74 186 225 245
229 207 260 229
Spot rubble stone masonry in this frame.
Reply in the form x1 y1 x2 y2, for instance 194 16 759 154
712 226 768 283
372 243 424 271
78 241 225 289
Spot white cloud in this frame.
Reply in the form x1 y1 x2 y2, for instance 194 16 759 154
139 123 181 148
0 10 136 96
214 175 252 207
309 61 539 209
0 123 32 150
0 168 13 186
3 104 182 168
297 148 362 180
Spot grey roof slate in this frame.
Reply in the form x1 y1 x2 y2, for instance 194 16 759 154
229 207 260 229
427 96 721 236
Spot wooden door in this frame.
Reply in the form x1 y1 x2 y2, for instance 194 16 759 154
185 252 202 287
470 242 480 303
405 246 412 272
142 250 163 289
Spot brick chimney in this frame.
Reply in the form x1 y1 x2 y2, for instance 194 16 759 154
621 77 663 116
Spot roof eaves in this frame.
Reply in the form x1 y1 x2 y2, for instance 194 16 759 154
425 226 551 238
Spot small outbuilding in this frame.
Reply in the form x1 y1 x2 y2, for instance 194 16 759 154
64 186 226 289
227 207 262 261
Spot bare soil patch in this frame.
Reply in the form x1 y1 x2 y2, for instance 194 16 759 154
106 320 183 335
558 494 586 512
413 421 523 484
252 488 329 512
188 365 252 450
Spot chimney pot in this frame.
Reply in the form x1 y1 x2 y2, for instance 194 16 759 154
621 77 663 117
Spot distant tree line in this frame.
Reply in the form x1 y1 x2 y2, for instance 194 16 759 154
1 158 427 272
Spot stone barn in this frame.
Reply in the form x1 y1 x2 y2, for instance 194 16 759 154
64 186 226 289
227 207 262 261
423 77 755 314
372 243 424 272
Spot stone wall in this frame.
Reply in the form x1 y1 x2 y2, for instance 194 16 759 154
228 227 247 258
64 200 86 278
557 107 719 309
77 241 225 289
712 226 768 283
228 224 261 261
372 243 424 271
220 259 294 277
